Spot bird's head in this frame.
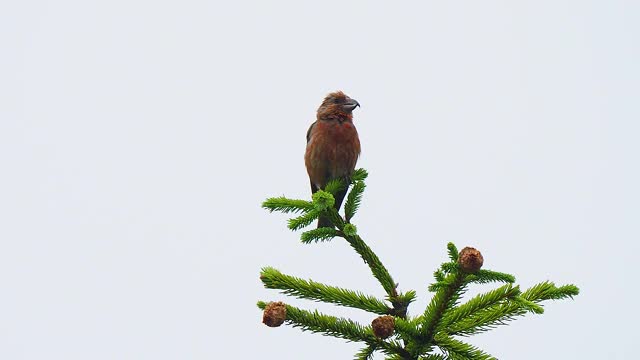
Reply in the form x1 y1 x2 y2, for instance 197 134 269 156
317 91 360 122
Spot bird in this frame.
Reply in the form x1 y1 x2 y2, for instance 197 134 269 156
305 91 361 228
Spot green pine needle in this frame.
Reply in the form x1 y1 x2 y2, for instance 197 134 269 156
394 318 422 339
397 290 417 305
325 178 347 195
422 272 467 340
288 210 321 230
434 333 497 360
555 284 580 299
343 223 358 237
428 282 445 293
342 234 397 297
354 345 376 360
513 296 545 314
267 304 410 358
260 267 391 315
447 243 459 261
523 281 580 301
440 262 459 274
441 284 521 329
312 190 335 211
467 269 515 284
301 227 339 243
262 197 315 213
421 355 448 360
345 180 366 222
445 281 578 337
351 168 369 182
257 302 374 343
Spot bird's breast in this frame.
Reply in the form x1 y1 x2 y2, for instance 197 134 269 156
311 121 360 151
305 120 361 187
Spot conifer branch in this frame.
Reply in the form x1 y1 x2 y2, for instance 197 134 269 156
377 341 413 358
260 267 392 315
430 268 514 292
419 355 448 360
287 180 400 305
553 284 580 299
300 227 339 243
446 243 459 261
445 281 579 336
326 207 346 229
395 290 417 305
439 262 459 275
355 345 376 360
259 168 579 359
340 232 398 299
440 284 520 329
385 355 410 360
308 186 399 302
325 178 348 195
257 302 408 357
390 290 417 318
421 272 467 342
262 197 315 213
351 168 369 182
512 296 545 314
288 210 321 230
284 306 371 343
394 318 422 355
522 281 579 301
257 301 373 342
434 333 496 360
434 270 445 283
345 180 365 222
466 269 515 285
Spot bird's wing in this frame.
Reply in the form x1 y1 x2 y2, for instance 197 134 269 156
307 121 318 193
309 180 319 194
306 121 316 144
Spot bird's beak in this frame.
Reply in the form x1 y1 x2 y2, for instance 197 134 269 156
342 98 360 112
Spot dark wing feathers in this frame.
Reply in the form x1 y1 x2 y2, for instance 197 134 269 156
306 121 316 144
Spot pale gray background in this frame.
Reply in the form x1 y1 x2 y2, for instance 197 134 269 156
1 1 638 359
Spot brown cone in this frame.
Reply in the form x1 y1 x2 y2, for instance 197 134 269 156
371 315 395 339
263 301 286 327
458 247 484 273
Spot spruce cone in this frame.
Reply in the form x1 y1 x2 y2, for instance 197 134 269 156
371 315 395 339
459 247 484 273
263 301 286 327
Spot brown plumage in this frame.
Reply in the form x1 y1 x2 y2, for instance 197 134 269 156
305 91 361 228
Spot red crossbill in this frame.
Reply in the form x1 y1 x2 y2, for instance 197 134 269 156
305 91 361 228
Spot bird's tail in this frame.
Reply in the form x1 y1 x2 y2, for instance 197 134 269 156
317 216 333 229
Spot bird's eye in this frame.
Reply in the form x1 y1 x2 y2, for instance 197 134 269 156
333 97 342 104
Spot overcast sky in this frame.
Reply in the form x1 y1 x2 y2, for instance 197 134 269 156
1 1 638 359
